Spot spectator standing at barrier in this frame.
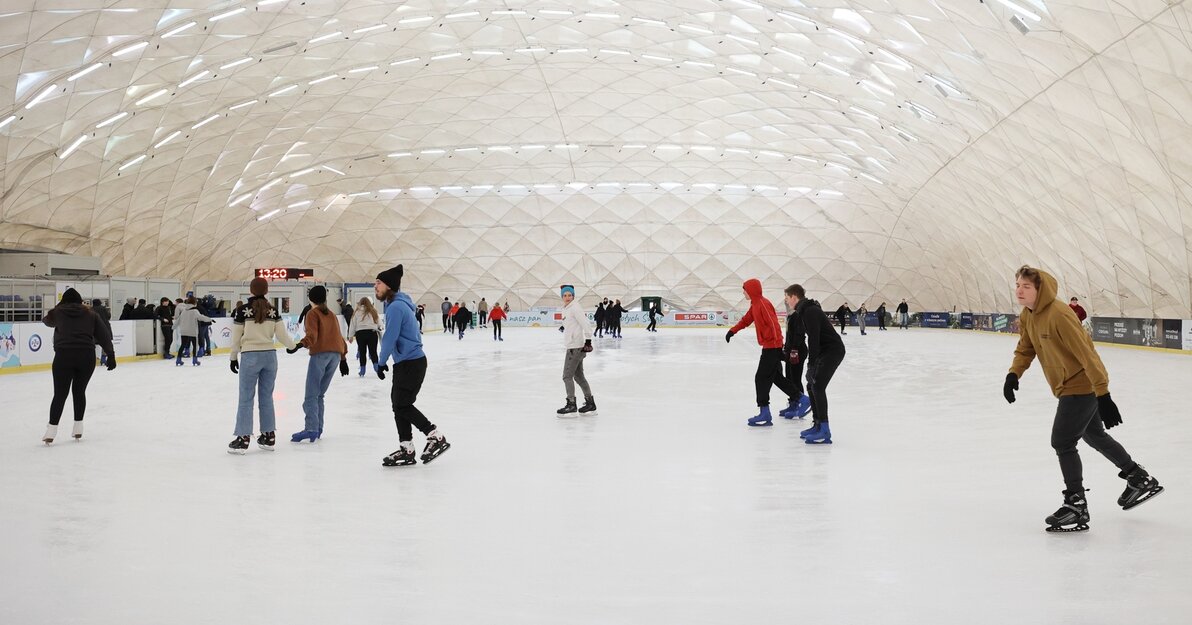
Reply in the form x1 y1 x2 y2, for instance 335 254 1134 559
90 299 113 366
1004 266 1162 532
835 303 851 335
440 297 452 333
41 288 116 445
349 297 383 377
1069 297 1087 323
489 303 506 341
725 279 800 427
876 302 888 331
897 299 910 329
155 297 174 359
119 298 136 321
175 296 213 367
594 301 606 337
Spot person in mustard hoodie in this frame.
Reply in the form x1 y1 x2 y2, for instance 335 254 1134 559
286 285 349 442
1005 266 1163 532
725 279 801 427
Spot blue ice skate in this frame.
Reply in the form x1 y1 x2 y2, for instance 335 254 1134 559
747 406 773 427
804 422 832 444
800 421 821 438
291 430 318 443
779 395 811 419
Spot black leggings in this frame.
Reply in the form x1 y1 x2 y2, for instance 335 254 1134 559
807 349 845 422
355 330 379 367
755 348 800 407
1051 394 1134 493
391 357 435 442
492 319 502 339
49 349 96 425
178 336 198 362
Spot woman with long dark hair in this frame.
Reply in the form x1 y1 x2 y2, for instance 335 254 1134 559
41 288 116 444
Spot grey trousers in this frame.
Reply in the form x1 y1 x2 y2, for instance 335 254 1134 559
562 348 593 400
1052 394 1134 493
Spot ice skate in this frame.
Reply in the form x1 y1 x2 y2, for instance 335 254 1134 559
747 406 773 427
42 424 57 445
420 431 450 464
1118 465 1163 510
291 430 318 443
800 421 821 438
71 421 83 440
578 396 598 416
256 431 275 451
1045 490 1089 532
382 442 417 467
804 422 832 444
227 435 250 455
556 399 578 418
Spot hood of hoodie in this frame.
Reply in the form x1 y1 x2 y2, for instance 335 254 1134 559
795 298 821 315
742 278 763 300
57 303 89 318
1028 270 1059 315
392 291 416 314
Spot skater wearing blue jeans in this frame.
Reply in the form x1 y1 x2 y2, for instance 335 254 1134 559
286 285 348 442
227 278 296 454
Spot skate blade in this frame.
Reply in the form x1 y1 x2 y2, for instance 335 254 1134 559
579 411 598 416
42 440 53 446
804 438 833 444
421 443 450 464
1122 486 1164 511
227 449 247 455
382 459 416 467
747 422 773 427
1045 524 1089 533
556 413 578 419
257 445 275 451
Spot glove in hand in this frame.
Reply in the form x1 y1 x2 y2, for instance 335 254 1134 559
1098 393 1123 429
375 364 388 380
339 359 350 377
286 344 305 354
582 339 593 353
1003 373 1018 404
230 360 239 374
725 330 735 343
105 357 117 371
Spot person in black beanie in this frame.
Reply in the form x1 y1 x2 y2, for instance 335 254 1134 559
41 288 116 445
374 264 449 466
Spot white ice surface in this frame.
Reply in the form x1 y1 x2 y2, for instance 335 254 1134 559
1 327 1190 624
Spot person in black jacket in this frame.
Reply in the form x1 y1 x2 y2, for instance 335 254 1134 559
118 298 136 320
896 299 909 329
594 302 606 338
777 288 811 419
646 303 662 332
155 297 175 359
876 302 888 331
42 288 116 445
834 303 851 335
789 285 846 444
338 298 354 326
453 303 471 340
608 299 624 338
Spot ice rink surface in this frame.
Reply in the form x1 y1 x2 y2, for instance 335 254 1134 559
1 326 1189 624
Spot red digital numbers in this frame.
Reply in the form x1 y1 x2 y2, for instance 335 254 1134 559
255 268 313 280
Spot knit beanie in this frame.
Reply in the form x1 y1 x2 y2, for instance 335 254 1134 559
249 277 269 297
560 285 576 297
377 264 403 292
61 288 83 305
308 285 327 305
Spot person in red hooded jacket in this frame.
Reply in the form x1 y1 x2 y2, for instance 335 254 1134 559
725 279 802 427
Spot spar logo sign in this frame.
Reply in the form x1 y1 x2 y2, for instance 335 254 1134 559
28 333 43 352
675 313 711 322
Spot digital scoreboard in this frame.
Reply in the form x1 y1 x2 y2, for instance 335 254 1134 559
254 267 314 280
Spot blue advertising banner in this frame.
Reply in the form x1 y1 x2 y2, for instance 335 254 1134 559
960 313 973 329
921 312 950 328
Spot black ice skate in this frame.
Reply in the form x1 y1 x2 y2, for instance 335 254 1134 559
1118 464 1163 510
1045 489 1090 533
556 399 578 417
578 396 598 416
421 432 450 464
256 431 276 451
382 445 417 467
227 436 250 455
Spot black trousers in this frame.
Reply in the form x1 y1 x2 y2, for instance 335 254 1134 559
755 348 800 407
178 336 198 361
837 317 847 333
49 349 96 425
355 330 379 366
595 320 603 336
442 313 449 331
807 349 845 422
198 324 211 355
492 319 502 339
1052 394 1134 493
647 318 657 331
161 326 173 356
479 311 488 326
391 356 435 442
878 316 886 330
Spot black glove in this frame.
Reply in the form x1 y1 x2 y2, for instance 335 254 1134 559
339 359 349 376
582 339 593 353
558 325 565 333
105 356 117 371
725 330 735 343
375 363 388 380
1098 393 1123 429
230 359 239 374
1003 373 1018 404
286 344 305 354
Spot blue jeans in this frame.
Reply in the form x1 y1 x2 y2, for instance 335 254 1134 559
235 351 277 436
302 352 340 432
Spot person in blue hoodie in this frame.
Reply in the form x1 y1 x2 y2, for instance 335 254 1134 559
374 264 450 467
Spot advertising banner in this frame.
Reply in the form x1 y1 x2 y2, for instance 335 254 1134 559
960 313 974 330
0 323 19 367
921 312 950 328
17 323 53 365
1163 319 1182 350
1183 320 1192 351
107 320 137 358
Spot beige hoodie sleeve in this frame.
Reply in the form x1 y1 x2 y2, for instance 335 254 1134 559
1058 309 1109 395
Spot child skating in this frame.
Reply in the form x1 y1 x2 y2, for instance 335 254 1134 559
1005 266 1163 532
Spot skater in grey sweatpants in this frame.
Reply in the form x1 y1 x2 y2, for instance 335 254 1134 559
556 285 597 417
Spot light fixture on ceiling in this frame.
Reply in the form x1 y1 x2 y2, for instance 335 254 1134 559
0 115 15 130
96 112 128 128
398 16 433 24
268 84 298 96
308 74 338 85
229 99 257 110
154 130 181 148
678 24 713 34
178 70 209 88
113 41 148 56
447 11 479 19
219 57 254 70
539 10 573 16
257 209 280 221
431 52 462 59
209 7 246 22
348 65 378 73
25 84 58 109
161 21 197 37
309 31 342 43
1009 14 1031 34
68 63 103 82
353 24 387 34
641 54 673 62
633 17 666 26
192 114 220 129
59 135 87 159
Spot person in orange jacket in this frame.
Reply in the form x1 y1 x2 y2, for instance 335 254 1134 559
488 304 507 341
725 278 802 427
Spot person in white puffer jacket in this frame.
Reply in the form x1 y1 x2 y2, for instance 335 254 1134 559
348 297 384 377
556 284 597 417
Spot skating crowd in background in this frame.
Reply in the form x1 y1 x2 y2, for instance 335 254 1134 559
33 266 1164 532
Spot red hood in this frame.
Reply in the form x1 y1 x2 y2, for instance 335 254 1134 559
742 278 763 299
